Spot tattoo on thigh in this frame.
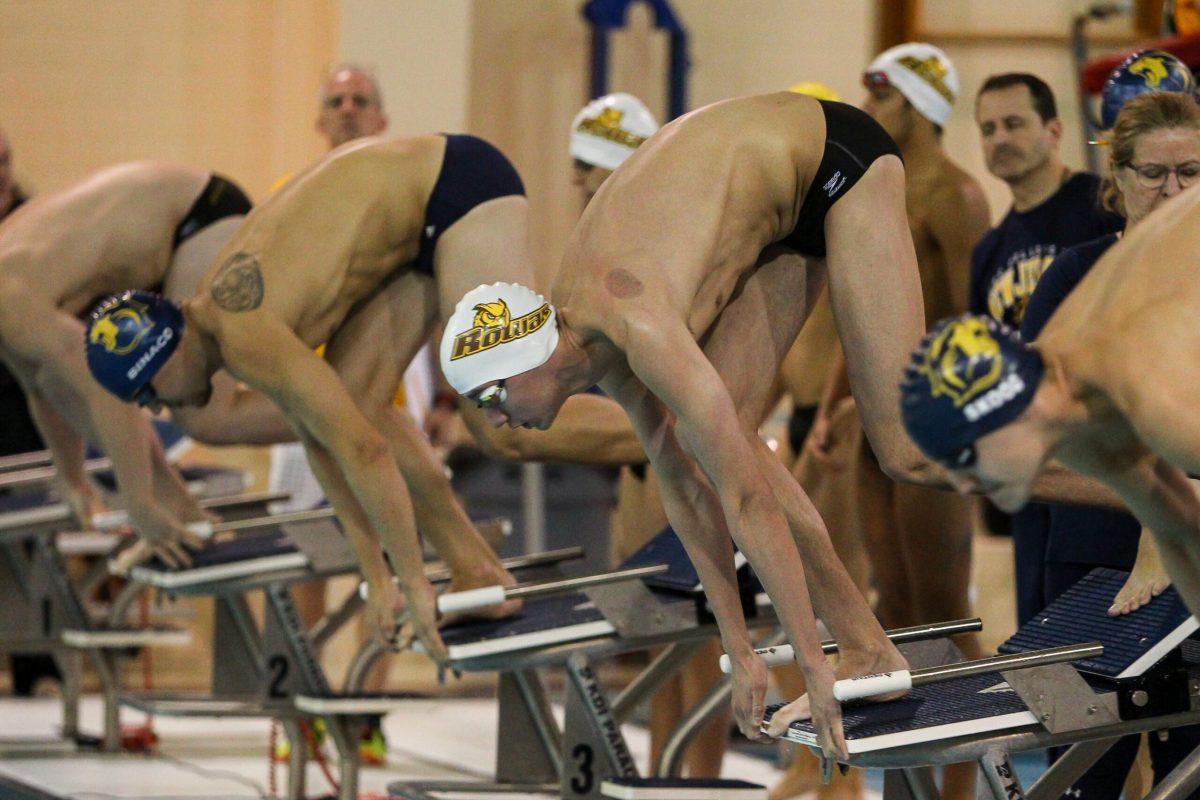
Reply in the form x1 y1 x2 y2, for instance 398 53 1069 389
604 268 644 299
210 252 264 312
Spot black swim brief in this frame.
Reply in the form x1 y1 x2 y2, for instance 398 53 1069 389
172 174 253 249
780 100 901 258
414 134 526 275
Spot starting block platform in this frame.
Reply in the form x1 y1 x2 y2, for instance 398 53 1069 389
391 527 777 800
770 568 1200 800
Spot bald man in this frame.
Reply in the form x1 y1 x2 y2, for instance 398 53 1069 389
316 64 388 149
0 162 250 563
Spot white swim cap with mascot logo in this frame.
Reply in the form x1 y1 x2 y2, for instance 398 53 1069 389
440 282 560 395
865 42 959 126
570 93 660 171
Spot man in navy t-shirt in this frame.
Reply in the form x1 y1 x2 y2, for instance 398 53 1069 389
969 73 1122 628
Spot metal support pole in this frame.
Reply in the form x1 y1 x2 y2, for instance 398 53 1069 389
1143 739 1200 800
521 463 546 555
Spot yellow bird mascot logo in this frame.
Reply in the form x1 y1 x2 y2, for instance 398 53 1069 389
88 299 153 355
920 318 1003 407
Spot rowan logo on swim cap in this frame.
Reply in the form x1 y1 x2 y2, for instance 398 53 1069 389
85 290 184 402
899 315 1043 463
1101 50 1198 129
570 93 660 171
865 43 959 126
440 282 559 395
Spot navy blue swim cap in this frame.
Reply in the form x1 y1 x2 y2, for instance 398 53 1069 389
85 290 184 402
1101 50 1197 129
900 315 1044 464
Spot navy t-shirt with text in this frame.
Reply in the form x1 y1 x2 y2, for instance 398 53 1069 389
1020 232 1139 569
969 172 1122 328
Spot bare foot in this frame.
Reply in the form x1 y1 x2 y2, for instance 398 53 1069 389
440 564 524 625
766 645 909 737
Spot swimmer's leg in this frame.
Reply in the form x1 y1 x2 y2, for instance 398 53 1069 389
700 247 905 681
324 271 518 610
824 154 927 482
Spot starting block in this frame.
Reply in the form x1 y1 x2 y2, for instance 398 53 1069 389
0 464 261 753
390 526 775 800
769 568 1200 800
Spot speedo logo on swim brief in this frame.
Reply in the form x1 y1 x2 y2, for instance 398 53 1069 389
823 170 846 198
89 301 153 356
449 299 552 361
920 318 1003 407
897 55 954 102
126 327 175 380
962 372 1025 423
577 108 648 149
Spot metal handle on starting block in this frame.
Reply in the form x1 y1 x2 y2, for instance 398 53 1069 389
832 641 1103 701
719 617 983 673
92 504 333 539
434 563 670 615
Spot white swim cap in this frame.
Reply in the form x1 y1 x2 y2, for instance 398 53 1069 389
865 43 959 126
440 282 560 395
570 93 660 171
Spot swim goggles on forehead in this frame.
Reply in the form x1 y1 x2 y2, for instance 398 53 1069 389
863 71 892 92
472 381 507 410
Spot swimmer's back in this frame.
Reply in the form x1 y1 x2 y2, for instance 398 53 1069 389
194 135 444 345
0 162 209 313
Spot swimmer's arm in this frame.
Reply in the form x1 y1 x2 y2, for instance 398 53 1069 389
1030 462 1127 509
172 373 297 446
217 317 426 587
600 371 753 659
459 395 646 465
7 311 204 528
621 313 830 676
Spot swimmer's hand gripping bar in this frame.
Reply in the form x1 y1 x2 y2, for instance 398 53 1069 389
435 563 670 615
719 618 983 674
94 504 334 539
831 641 1103 701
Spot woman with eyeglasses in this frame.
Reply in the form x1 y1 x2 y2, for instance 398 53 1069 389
1017 89 1200 800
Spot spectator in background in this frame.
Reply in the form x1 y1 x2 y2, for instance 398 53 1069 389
969 73 1122 631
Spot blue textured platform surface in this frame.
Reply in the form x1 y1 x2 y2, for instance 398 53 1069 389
129 529 308 588
1000 568 1196 679
438 592 612 660
770 671 1037 753
0 487 55 514
622 527 706 593
141 530 299 571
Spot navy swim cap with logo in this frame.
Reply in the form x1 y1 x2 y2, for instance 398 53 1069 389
85 290 184 402
900 314 1044 464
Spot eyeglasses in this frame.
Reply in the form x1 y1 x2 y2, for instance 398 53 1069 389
1123 160 1200 190
472 381 507 410
940 443 977 471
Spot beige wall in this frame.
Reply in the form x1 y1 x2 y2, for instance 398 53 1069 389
921 1 1138 220
467 0 878 287
0 1 337 200
339 0 472 135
